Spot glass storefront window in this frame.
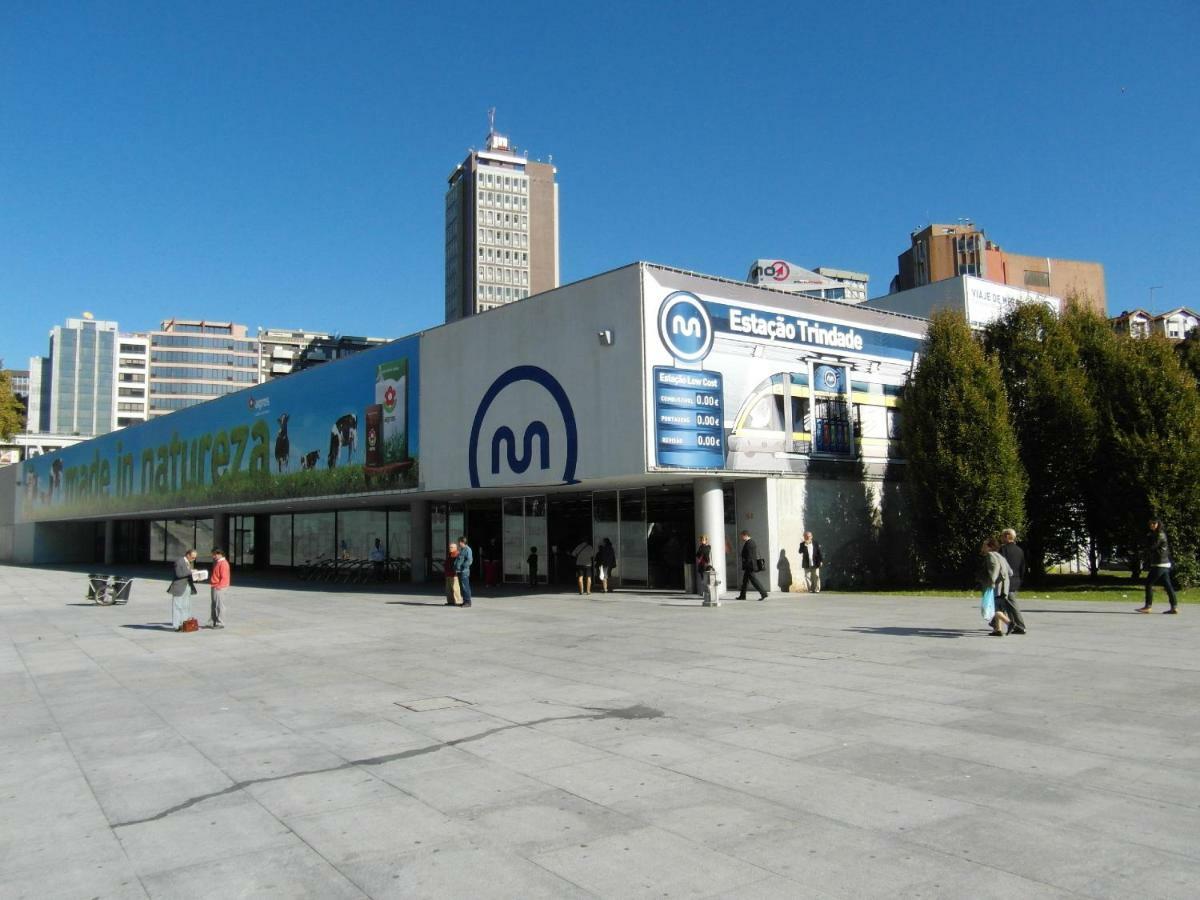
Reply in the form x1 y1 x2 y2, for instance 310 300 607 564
293 512 334 566
165 519 194 561
593 491 619 586
525 496 547 584
502 498 524 581
646 489 694 591
148 520 168 561
270 514 293 566
388 509 411 580
619 489 648 586
195 518 214 554
338 510 387 561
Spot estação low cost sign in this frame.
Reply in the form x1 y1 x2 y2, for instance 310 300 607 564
653 367 725 469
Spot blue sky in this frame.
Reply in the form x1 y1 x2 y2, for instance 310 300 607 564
3 1 1197 369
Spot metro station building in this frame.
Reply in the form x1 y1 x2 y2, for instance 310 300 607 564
0 264 927 592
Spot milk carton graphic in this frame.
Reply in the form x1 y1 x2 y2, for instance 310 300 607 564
375 359 408 464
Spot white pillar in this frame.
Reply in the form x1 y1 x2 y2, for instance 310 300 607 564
694 478 726 593
103 520 116 566
408 499 429 582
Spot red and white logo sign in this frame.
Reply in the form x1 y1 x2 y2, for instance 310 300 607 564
770 260 790 281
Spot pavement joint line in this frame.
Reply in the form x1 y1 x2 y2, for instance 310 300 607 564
110 704 665 829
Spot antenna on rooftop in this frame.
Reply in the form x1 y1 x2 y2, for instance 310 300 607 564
487 107 496 136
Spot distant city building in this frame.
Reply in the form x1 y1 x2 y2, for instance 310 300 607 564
745 260 869 302
116 336 149 428
863 275 1061 329
144 319 258 417
892 222 1106 312
1111 307 1200 341
444 118 559 322
4 369 30 402
813 267 869 303
27 315 119 436
258 328 392 380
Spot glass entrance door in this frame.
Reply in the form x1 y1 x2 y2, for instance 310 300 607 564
232 515 255 568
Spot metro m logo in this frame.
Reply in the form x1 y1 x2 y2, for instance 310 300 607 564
469 366 578 488
671 315 702 338
491 422 550 475
658 291 713 363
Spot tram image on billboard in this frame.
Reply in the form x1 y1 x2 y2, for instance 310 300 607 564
725 366 900 473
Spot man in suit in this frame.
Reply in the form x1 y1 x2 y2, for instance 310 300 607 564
735 530 769 601
997 528 1027 634
167 549 197 631
799 531 824 593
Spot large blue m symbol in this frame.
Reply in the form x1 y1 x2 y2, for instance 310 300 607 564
490 421 550 474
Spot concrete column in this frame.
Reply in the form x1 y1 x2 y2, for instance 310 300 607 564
408 499 429 582
212 512 229 555
694 478 726 593
103 520 116 566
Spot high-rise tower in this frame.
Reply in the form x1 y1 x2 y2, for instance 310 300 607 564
444 115 559 322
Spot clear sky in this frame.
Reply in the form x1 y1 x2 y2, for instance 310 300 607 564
3 1 1197 369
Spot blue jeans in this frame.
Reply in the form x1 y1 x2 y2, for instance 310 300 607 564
1145 567 1178 608
458 572 472 605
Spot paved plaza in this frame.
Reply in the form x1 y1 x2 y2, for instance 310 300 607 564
2 565 1199 899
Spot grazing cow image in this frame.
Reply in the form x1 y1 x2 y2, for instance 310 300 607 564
300 450 321 470
327 427 340 469
274 413 290 472
336 413 357 463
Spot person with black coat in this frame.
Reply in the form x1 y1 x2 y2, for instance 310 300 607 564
736 530 769 601
998 528 1028 634
1137 518 1179 614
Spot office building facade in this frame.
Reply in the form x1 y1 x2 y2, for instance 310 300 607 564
259 328 392 381
892 223 1106 312
27 316 119 437
445 126 559 322
145 320 259 417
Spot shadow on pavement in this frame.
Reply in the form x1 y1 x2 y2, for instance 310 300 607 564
387 600 454 607
845 626 973 638
1022 608 1139 614
120 623 176 631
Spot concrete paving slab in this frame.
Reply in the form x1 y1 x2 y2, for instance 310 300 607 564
139 843 368 899
5 563 1200 897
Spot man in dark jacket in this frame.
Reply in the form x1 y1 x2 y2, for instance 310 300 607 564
997 528 1028 634
1137 518 1179 614
799 531 823 593
736 530 769 601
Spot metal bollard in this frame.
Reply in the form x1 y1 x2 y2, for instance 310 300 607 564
702 568 721 607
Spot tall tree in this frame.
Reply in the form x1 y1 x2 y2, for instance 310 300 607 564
1175 327 1200 386
982 304 1096 577
901 310 1027 584
1065 309 1200 583
0 369 24 441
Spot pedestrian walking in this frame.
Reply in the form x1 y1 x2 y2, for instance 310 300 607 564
997 528 1028 634
455 536 473 607
209 547 231 629
976 538 1012 636
798 531 823 593
1137 518 1179 614
167 548 198 631
571 538 595 594
444 541 462 606
369 538 386 581
695 535 713 597
735 530 769 601
595 537 617 593
527 546 539 586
